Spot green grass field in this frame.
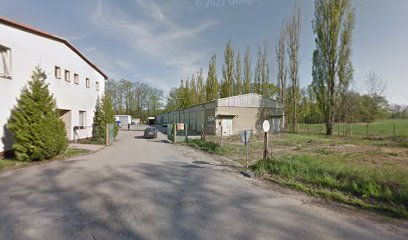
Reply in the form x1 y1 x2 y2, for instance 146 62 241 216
186 126 408 218
298 119 408 137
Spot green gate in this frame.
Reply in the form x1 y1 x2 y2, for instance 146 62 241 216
167 123 189 143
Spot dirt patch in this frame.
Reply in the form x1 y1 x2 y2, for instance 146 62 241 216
205 133 408 172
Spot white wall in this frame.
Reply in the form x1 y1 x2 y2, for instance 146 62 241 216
0 23 106 152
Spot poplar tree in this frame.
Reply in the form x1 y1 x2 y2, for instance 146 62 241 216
243 46 252 94
178 80 185 107
8 67 68 161
206 55 219 101
196 68 206 103
254 46 262 94
183 78 192 107
234 50 243 95
276 20 288 126
287 6 301 132
260 41 270 96
312 0 354 135
190 74 198 105
275 20 287 106
221 40 234 98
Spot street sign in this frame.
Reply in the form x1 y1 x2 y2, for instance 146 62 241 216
177 123 184 131
262 120 270 132
240 130 252 144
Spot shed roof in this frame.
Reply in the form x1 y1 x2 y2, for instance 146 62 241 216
217 93 283 108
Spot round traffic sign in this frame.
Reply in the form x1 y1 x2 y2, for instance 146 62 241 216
262 120 270 132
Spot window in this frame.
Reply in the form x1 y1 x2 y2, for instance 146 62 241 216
74 73 79 84
96 81 99 91
207 116 215 126
54 66 61 79
86 78 90 88
79 111 86 128
0 44 12 79
64 70 70 82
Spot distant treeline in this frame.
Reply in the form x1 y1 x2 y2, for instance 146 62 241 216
105 79 163 122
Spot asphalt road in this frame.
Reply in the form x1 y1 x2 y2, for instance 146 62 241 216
0 125 407 240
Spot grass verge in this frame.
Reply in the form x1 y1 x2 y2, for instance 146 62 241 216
0 148 91 171
187 138 408 218
186 139 241 156
253 155 408 218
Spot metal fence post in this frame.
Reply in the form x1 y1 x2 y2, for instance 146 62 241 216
263 132 268 161
185 124 188 142
220 125 223 147
105 124 109 146
366 123 369 137
173 123 177 144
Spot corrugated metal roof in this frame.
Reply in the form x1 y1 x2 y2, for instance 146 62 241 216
217 93 282 108
156 93 283 119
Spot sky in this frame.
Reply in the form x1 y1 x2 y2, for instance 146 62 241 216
1 0 407 105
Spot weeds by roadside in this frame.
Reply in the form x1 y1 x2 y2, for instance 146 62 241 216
253 155 408 218
0 148 91 171
186 136 408 219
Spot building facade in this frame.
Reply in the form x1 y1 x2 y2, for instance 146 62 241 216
0 17 107 155
156 93 284 136
114 115 132 127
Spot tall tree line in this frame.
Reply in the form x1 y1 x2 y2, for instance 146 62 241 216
164 0 396 134
275 5 301 132
165 39 279 112
106 79 164 121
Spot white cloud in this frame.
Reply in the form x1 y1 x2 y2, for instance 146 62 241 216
90 0 218 92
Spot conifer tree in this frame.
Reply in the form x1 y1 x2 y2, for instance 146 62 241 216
8 67 68 161
92 93 118 142
243 46 252 94
206 55 219 101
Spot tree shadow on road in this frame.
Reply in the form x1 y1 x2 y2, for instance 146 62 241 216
0 153 401 239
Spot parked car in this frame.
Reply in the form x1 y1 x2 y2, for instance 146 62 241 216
144 127 158 139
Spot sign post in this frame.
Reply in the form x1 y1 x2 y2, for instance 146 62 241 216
240 130 252 169
245 131 249 169
262 120 270 161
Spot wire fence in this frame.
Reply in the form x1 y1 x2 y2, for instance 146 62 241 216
297 120 408 138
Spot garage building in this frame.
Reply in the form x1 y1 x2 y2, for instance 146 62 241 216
155 93 284 136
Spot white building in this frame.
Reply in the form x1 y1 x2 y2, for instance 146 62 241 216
114 115 132 127
0 17 108 156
